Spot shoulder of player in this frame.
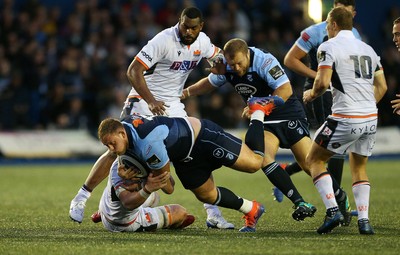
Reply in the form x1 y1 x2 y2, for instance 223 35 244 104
251 47 277 69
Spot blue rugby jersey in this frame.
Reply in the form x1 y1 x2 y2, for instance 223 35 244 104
208 47 305 121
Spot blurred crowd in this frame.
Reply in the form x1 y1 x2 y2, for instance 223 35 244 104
0 0 399 134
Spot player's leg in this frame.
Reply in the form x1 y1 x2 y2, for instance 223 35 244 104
205 109 265 229
260 131 316 221
159 204 195 229
191 177 265 233
69 150 116 223
349 152 374 234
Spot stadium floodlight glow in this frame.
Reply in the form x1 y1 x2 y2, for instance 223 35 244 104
308 0 322 23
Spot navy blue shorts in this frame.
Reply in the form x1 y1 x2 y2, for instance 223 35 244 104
173 119 242 190
264 118 310 149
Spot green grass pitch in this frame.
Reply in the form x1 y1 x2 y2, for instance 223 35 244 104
0 160 399 255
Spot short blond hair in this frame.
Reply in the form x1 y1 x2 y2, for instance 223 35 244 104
328 6 353 30
223 38 248 59
98 118 123 141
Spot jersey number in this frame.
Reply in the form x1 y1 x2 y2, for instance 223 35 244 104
350 55 372 79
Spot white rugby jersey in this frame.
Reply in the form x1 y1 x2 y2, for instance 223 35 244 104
317 30 382 117
130 23 219 102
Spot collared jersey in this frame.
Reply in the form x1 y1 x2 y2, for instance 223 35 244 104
208 47 306 121
317 30 381 116
296 21 361 88
130 23 219 102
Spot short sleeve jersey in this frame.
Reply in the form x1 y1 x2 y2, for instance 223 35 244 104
208 47 305 121
295 21 361 88
130 23 219 102
317 30 382 116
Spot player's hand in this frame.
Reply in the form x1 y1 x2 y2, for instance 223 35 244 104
207 61 226 75
241 106 250 119
148 100 167 116
391 94 400 115
143 171 170 192
118 164 142 181
303 89 315 104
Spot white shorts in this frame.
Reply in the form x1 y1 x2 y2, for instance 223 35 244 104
121 96 187 118
313 117 377 156
100 206 166 232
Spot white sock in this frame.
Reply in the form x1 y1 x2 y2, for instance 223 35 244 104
314 174 338 210
352 181 370 220
239 199 253 214
250 110 264 122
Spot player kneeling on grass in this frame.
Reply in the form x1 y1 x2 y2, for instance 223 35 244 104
91 152 195 232
97 98 271 232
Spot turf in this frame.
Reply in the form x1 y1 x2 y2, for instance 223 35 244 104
0 160 399 255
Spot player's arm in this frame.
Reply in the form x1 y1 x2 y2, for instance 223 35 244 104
151 161 175 195
181 77 216 99
284 45 317 79
118 171 171 210
126 59 166 115
373 69 387 103
303 67 332 103
391 94 400 115
272 82 293 102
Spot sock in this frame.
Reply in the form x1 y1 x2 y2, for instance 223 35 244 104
212 187 243 211
284 162 303 176
327 155 345 186
239 199 254 214
313 172 338 210
262 162 304 205
352 181 370 220
330 174 345 202
245 118 265 156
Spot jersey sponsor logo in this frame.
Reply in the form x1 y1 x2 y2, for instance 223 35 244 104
332 142 341 149
234 84 257 96
177 51 181 56
140 50 153 62
317 51 326 62
170 60 198 72
301 32 310 42
269 65 285 80
261 58 273 70
213 148 224 158
146 154 161 166
193 50 201 56
247 74 253 81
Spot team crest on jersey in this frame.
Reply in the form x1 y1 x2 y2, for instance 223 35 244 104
269 65 285 80
170 60 198 72
193 50 201 56
247 74 253 82
317 51 326 62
